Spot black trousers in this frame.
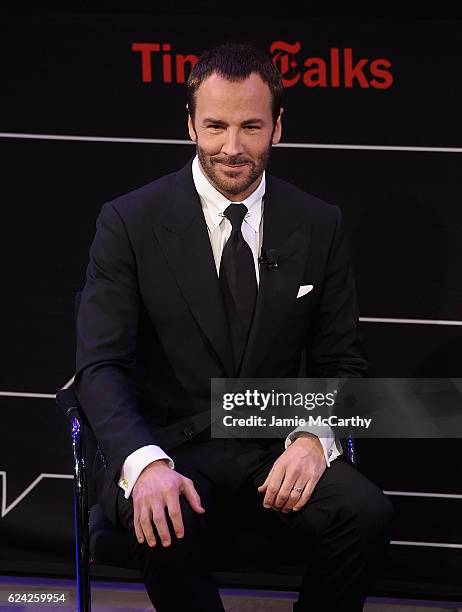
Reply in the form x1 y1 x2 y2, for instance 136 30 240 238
116 437 394 612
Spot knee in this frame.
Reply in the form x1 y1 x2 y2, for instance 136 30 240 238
377 491 395 531
349 487 395 544
141 496 209 570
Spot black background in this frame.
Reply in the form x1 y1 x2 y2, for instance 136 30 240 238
1 5 461 597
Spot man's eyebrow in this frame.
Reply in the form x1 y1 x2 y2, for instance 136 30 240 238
241 118 265 126
202 118 265 126
203 118 227 125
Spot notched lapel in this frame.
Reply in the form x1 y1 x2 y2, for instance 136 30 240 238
152 163 234 377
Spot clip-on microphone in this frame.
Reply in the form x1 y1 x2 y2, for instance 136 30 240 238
258 249 278 270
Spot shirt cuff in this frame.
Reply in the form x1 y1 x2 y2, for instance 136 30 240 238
118 445 175 499
284 429 340 467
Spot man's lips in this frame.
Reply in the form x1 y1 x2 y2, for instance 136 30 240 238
217 161 248 168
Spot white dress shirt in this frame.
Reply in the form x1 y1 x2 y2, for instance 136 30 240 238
118 156 341 498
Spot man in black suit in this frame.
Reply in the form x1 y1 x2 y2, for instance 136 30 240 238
75 42 393 611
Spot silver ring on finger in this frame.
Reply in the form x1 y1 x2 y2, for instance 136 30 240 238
292 486 304 493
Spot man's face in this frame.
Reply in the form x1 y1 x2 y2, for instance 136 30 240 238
188 72 282 201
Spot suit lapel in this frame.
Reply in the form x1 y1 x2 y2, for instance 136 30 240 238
240 176 310 377
152 161 234 377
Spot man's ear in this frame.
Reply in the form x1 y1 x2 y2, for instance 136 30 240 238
187 110 197 142
271 107 284 145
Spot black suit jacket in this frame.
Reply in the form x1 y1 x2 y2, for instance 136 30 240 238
75 159 367 524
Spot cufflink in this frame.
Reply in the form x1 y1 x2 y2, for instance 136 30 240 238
120 478 128 488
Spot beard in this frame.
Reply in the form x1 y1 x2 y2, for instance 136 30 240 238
196 142 271 198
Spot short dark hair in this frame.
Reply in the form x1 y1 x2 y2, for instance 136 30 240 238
187 41 283 125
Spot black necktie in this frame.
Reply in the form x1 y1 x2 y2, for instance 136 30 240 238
219 203 258 373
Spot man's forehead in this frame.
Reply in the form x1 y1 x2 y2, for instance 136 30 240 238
194 72 272 116
200 71 265 86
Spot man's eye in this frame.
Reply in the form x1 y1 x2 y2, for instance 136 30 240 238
245 125 260 130
208 125 224 130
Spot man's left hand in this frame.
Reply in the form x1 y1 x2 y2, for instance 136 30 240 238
257 434 327 513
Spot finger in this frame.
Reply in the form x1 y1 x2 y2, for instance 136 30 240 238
139 504 157 547
263 466 285 508
257 467 273 492
152 505 172 547
133 505 145 544
293 466 325 511
182 478 205 514
281 481 306 513
293 479 314 511
166 495 185 539
272 474 298 510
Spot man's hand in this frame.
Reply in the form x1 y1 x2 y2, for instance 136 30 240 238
257 434 327 513
132 459 205 548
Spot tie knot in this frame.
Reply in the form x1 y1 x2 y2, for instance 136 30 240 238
224 203 248 230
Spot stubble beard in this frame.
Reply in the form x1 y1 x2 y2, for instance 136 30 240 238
197 143 271 199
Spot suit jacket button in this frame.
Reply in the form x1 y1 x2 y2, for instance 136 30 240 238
183 426 194 437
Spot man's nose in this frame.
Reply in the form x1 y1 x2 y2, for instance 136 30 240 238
221 129 244 157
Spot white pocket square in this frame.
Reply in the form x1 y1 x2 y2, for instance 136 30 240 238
297 284 314 298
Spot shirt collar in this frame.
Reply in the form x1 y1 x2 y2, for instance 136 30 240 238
192 155 265 233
